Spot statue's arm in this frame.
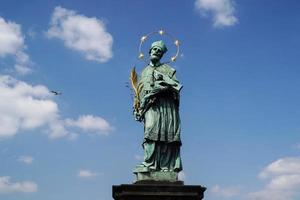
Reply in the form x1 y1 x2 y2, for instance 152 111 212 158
169 72 181 107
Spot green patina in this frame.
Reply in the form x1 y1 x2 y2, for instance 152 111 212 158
133 40 183 181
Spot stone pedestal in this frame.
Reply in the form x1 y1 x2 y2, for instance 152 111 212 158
135 171 178 182
113 181 206 200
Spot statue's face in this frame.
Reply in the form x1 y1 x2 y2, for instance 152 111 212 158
150 46 163 62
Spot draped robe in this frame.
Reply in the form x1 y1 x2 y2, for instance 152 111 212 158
134 63 182 173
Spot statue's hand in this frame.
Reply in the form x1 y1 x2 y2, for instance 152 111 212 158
140 96 150 110
153 70 182 92
152 80 169 93
133 109 142 121
155 73 164 81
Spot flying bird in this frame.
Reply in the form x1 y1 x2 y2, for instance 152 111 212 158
51 90 62 95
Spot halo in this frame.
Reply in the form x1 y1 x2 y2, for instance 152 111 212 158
138 29 180 63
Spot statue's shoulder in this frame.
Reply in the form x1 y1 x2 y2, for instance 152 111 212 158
140 64 176 78
141 65 151 72
141 65 152 77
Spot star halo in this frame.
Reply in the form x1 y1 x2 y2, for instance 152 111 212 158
138 29 180 63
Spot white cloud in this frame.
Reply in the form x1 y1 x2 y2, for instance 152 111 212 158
0 18 23 56
0 17 31 74
48 120 69 139
0 176 37 194
17 156 34 165
267 174 300 190
66 115 114 135
201 157 300 200
195 0 238 28
14 51 32 75
47 6 113 63
210 185 241 198
258 157 300 179
248 157 300 200
0 75 58 138
78 169 98 178
0 75 113 140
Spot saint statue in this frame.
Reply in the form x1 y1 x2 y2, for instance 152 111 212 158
132 40 183 181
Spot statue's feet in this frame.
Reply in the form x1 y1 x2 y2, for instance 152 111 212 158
161 167 171 172
133 164 149 173
134 170 179 182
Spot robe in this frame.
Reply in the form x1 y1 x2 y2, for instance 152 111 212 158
135 63 182 172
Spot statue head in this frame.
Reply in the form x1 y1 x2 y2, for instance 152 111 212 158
149 40 168 64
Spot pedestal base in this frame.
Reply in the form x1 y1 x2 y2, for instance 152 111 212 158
113 182 206 200
135 171 178 182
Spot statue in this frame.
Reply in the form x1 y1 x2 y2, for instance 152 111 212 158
131 39 183 181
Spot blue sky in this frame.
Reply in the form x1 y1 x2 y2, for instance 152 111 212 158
1 0 300 200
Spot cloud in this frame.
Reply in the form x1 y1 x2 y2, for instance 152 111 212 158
0 75 113 140
14 51 32 75
248 157 300 200
47 6 113 63
267 174 300 190
0 75 58 138
78 170 98 178
48 119 69 139
195 0 238 28
0 176 37 194
0 17 31 74
0 18 23 56
203 157 300 200
17 156 34 165
258 157 300 179
65 115 114 135
210 185 241 198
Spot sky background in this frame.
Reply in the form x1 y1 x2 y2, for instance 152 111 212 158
1 0 300 200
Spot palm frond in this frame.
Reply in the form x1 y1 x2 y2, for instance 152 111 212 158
130 67 138 96
130 67 140 110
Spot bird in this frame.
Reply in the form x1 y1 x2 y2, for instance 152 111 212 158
51 90 62 95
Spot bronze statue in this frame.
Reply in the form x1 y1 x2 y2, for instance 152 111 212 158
131 40 183 181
